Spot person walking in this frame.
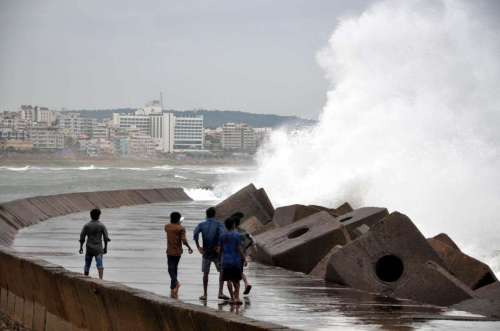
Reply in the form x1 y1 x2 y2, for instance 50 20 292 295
165 211 193 299
79 208 110 280
220 217 246 305
232 212 254 295
193 207 229 301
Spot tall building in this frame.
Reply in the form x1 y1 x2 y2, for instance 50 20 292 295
112 113 150 135
150 113 175 153
222 123 257 152
174 115 204 151
112 108 204 153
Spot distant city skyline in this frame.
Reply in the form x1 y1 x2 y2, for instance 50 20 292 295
0 0 374 119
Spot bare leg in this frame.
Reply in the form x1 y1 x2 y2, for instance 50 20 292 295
98 268 104 280
227 281 234 300
233 281 241 304
174 282 181 299
227 281 234 299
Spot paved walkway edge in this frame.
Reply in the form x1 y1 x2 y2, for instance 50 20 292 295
0 188 293 331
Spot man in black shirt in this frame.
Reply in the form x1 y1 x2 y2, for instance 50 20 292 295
79 209 110 279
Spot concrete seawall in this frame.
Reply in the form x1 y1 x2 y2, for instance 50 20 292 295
0 188 290 331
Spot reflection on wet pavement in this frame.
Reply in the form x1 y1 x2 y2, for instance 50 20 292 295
13 202 499 331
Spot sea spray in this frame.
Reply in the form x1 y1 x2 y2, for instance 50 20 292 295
221 0 500 267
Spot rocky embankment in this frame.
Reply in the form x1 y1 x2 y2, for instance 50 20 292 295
216 184 500 319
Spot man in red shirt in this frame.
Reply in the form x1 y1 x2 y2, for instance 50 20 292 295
165 211 193 298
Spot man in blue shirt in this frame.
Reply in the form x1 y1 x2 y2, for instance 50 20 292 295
193 207 229 301
220 216 246 304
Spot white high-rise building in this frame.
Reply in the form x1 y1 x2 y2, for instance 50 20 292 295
112 107 204 153
112 113 150 135
173 115 204 151
150 113 175 153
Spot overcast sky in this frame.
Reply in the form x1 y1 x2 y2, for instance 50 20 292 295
0 0 375 118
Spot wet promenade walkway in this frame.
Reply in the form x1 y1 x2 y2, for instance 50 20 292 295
13 201 499 330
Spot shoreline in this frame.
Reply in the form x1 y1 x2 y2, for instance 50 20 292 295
0 154 256 167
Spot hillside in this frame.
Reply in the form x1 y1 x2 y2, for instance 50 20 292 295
63 109 316 128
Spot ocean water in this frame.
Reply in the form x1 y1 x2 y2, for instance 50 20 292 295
0 163 250 203
3 164 499 330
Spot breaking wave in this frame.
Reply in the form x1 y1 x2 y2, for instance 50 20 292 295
231 0 500 258
185 188 220 201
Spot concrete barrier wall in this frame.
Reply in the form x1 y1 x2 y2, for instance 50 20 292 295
0 188 291 331
0 188 192 246
0 247 288 331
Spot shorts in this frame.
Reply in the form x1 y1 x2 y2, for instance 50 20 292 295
202 256 221 273
222 266 242 282
84 254 103 273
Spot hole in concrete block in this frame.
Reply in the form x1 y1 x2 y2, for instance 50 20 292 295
375 255 404 282
338 216 353 223
288 227 309 239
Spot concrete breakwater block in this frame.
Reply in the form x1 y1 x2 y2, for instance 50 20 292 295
215 184 274 224
309 245 343 279
325 212 475 306
452 282 500 318
427 236 497 290
272 205 322 227
255 211 351 273
239 216 276 236
430 233 460 250
334 207 389 239
335 202 354 216
274 202 354 228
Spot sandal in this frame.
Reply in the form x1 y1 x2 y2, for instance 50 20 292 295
199 295 207 301
243 285 252 295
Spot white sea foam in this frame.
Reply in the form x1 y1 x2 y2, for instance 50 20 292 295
174 174 187 180
185 188 220 201
226 0 500 256
198 167 249 175
152 165 174 171
0 166 31 171
78 165 109 170
118 167 151 171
